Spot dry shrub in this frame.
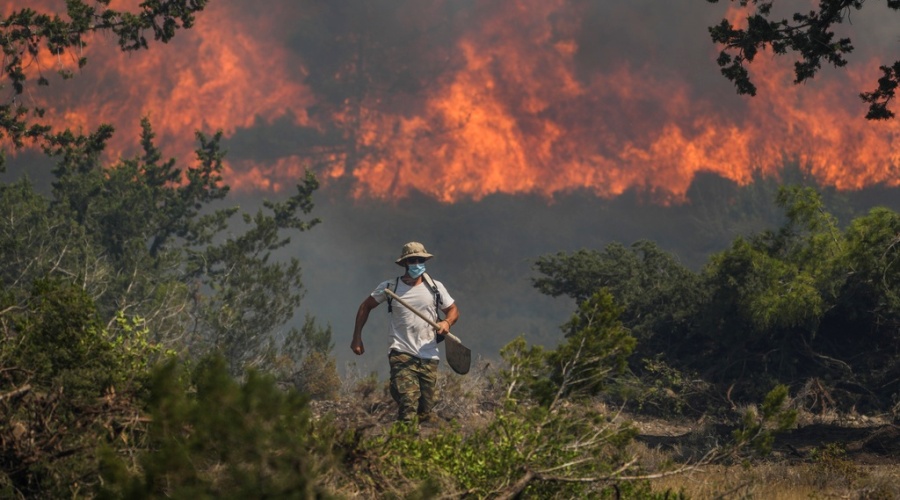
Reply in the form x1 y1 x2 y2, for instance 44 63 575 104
294 351 341 400
434 358 496 423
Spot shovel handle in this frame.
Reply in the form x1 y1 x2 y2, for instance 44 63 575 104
383 287 463 345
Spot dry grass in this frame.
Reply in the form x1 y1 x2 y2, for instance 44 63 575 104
644 462 900 499
627 405 900 499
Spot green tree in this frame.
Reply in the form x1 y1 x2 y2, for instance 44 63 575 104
695 187 844 393
185 166 322 375
532 240 705 360
822 206 900 405
546 291 636 404
0 178 95 297
532 185 900 411
3 116 327 378
0 1 209 150
707 0 900 119
276 314 340 400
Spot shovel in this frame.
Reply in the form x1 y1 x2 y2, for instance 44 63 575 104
384 288 471 375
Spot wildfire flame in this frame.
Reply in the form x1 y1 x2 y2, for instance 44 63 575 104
6 1 900 202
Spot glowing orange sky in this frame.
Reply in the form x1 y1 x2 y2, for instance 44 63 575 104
5 0 900 202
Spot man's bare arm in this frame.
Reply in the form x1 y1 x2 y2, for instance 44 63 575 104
351 296 380 355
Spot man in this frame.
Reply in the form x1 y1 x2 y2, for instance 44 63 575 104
351 242 459 423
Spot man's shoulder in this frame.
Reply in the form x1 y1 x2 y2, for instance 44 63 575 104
372 277 401 297
377 276 403 286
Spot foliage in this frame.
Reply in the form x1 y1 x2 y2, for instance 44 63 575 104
2 116 325 379
533 185 900 412
276 315 340 400
0 112 333 496
548 291 636 403
499 291 635 407
0 280 152 498
498 336 552 404
730 385 798 459
367 403 641 499
0 4 342 496
2 289 334 498
837 207 900 334
0 178 95 300
706 0 900 119
533 241 705 363
809 442 865 487
692 187 845 392
0 1 209 149
609 357 710 418
97 354 337 499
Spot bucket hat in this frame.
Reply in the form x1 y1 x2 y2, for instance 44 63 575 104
395 241 434 266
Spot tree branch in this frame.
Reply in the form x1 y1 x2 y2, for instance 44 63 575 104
0 383 32 402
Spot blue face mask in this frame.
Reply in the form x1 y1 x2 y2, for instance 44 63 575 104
407 262 426 279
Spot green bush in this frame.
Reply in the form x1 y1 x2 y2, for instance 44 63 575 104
97 354 338 498
0 279 146 498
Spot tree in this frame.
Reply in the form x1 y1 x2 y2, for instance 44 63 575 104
707 0 900 119
823 206 900 405
689 187 845 396
2 115 327 378
275 315 340 400
0 1 209 151
0 129 331 491
532 241 706 356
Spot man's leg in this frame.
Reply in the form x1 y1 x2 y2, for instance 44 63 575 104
417 359 440 421
389 351 420 422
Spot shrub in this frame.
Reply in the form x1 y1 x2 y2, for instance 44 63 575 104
97 354 338 498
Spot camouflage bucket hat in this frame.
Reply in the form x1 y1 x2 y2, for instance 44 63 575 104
395 241 434 266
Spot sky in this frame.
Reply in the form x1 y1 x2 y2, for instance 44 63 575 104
4 0 900 375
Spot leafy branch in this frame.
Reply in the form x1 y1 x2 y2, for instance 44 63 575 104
0 1 209 148
707 0 900 119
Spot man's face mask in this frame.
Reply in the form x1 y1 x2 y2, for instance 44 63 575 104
406 260 426 278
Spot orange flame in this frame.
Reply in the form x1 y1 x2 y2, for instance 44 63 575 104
5 1 900 203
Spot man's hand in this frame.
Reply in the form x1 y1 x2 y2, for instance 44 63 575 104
351 338 365 355
436 320 451 335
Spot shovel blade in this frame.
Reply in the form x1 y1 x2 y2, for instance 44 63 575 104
444 335 471 375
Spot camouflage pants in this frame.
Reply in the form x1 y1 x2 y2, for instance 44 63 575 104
388 350 439 422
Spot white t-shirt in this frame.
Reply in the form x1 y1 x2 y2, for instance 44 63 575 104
371 277 455 360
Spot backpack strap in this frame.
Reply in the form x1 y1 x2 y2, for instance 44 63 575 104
421 272 443 314
386 276 400 313
421 272 446 344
